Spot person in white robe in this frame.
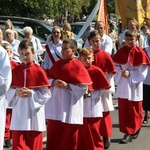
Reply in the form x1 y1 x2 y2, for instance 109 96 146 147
84 21 113 55
0 46 12 150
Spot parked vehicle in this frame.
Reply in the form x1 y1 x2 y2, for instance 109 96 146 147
15 28 46 45
70 22 95 35
0 16 84 50
0 16 53 40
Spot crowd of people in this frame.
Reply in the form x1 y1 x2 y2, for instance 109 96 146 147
0 18 150 150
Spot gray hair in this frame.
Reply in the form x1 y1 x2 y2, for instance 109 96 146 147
5 29 14 36
23 26 33 34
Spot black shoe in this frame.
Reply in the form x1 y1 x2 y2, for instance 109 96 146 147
103 136 111 149
120 134 132 144
131 128 141 139
143 115 149 124
3 139 11 148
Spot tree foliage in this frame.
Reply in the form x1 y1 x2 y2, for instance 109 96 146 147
106 0 115 17
0 0 115 19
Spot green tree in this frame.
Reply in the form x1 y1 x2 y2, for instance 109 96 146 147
0 0 91 18
106 0 115 17
0 0 115 20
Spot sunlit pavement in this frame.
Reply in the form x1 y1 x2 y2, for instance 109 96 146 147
3 98 150 150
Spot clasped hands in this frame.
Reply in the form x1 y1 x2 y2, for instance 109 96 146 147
16 87 32 98
121 69 130 78
53 79 68 89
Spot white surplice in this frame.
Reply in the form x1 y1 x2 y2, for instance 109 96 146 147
0 46 12 150
6 87 51 131
101 73 115 112
84 90 103 118
45 80 88 124
114 61 148 101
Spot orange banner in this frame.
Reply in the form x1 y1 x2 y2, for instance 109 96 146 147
116 0 150 28
97 0 108 34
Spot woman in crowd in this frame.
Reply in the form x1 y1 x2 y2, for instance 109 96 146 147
41 26 63 71
4 19 18 40
62 22 74 40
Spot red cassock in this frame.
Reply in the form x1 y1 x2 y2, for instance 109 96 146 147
46 58 92 150
47 58 92 85
78 65 110 150
112 46 150 134
10 62 50 150
86 65 110 91
92 49 116 73
11 62 50 88
112 45 150 66
92 49 116 139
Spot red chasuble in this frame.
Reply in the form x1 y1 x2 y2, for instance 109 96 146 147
92 49 116 74
10 60 18 70
47 58 92 85
87 65 110 91
112 46 150 66
11 62 50 88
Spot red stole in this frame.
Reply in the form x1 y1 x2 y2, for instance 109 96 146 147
47 58 92 85
45 45 55 64
10 60 18 70
87 65 110 91
112 46 150 66
11 62 50 88
92 49 116 73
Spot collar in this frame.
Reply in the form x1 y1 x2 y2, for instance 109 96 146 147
21 61 34 68
63 57 75 62
94 49 101 54
49 40 62 46
10 39 16 45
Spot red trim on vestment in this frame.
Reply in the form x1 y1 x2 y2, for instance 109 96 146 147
86 65 110 91
113 46 150 66
11 62 50 88
93 49 116 73
47 58 92 85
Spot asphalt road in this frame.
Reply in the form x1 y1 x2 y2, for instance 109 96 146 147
3 99 150 150
108 99 150 150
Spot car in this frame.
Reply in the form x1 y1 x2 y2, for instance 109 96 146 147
15 28 46 45
70 21 95 35
0 16 53 40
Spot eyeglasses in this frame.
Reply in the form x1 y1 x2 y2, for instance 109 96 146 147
53 32 60 34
